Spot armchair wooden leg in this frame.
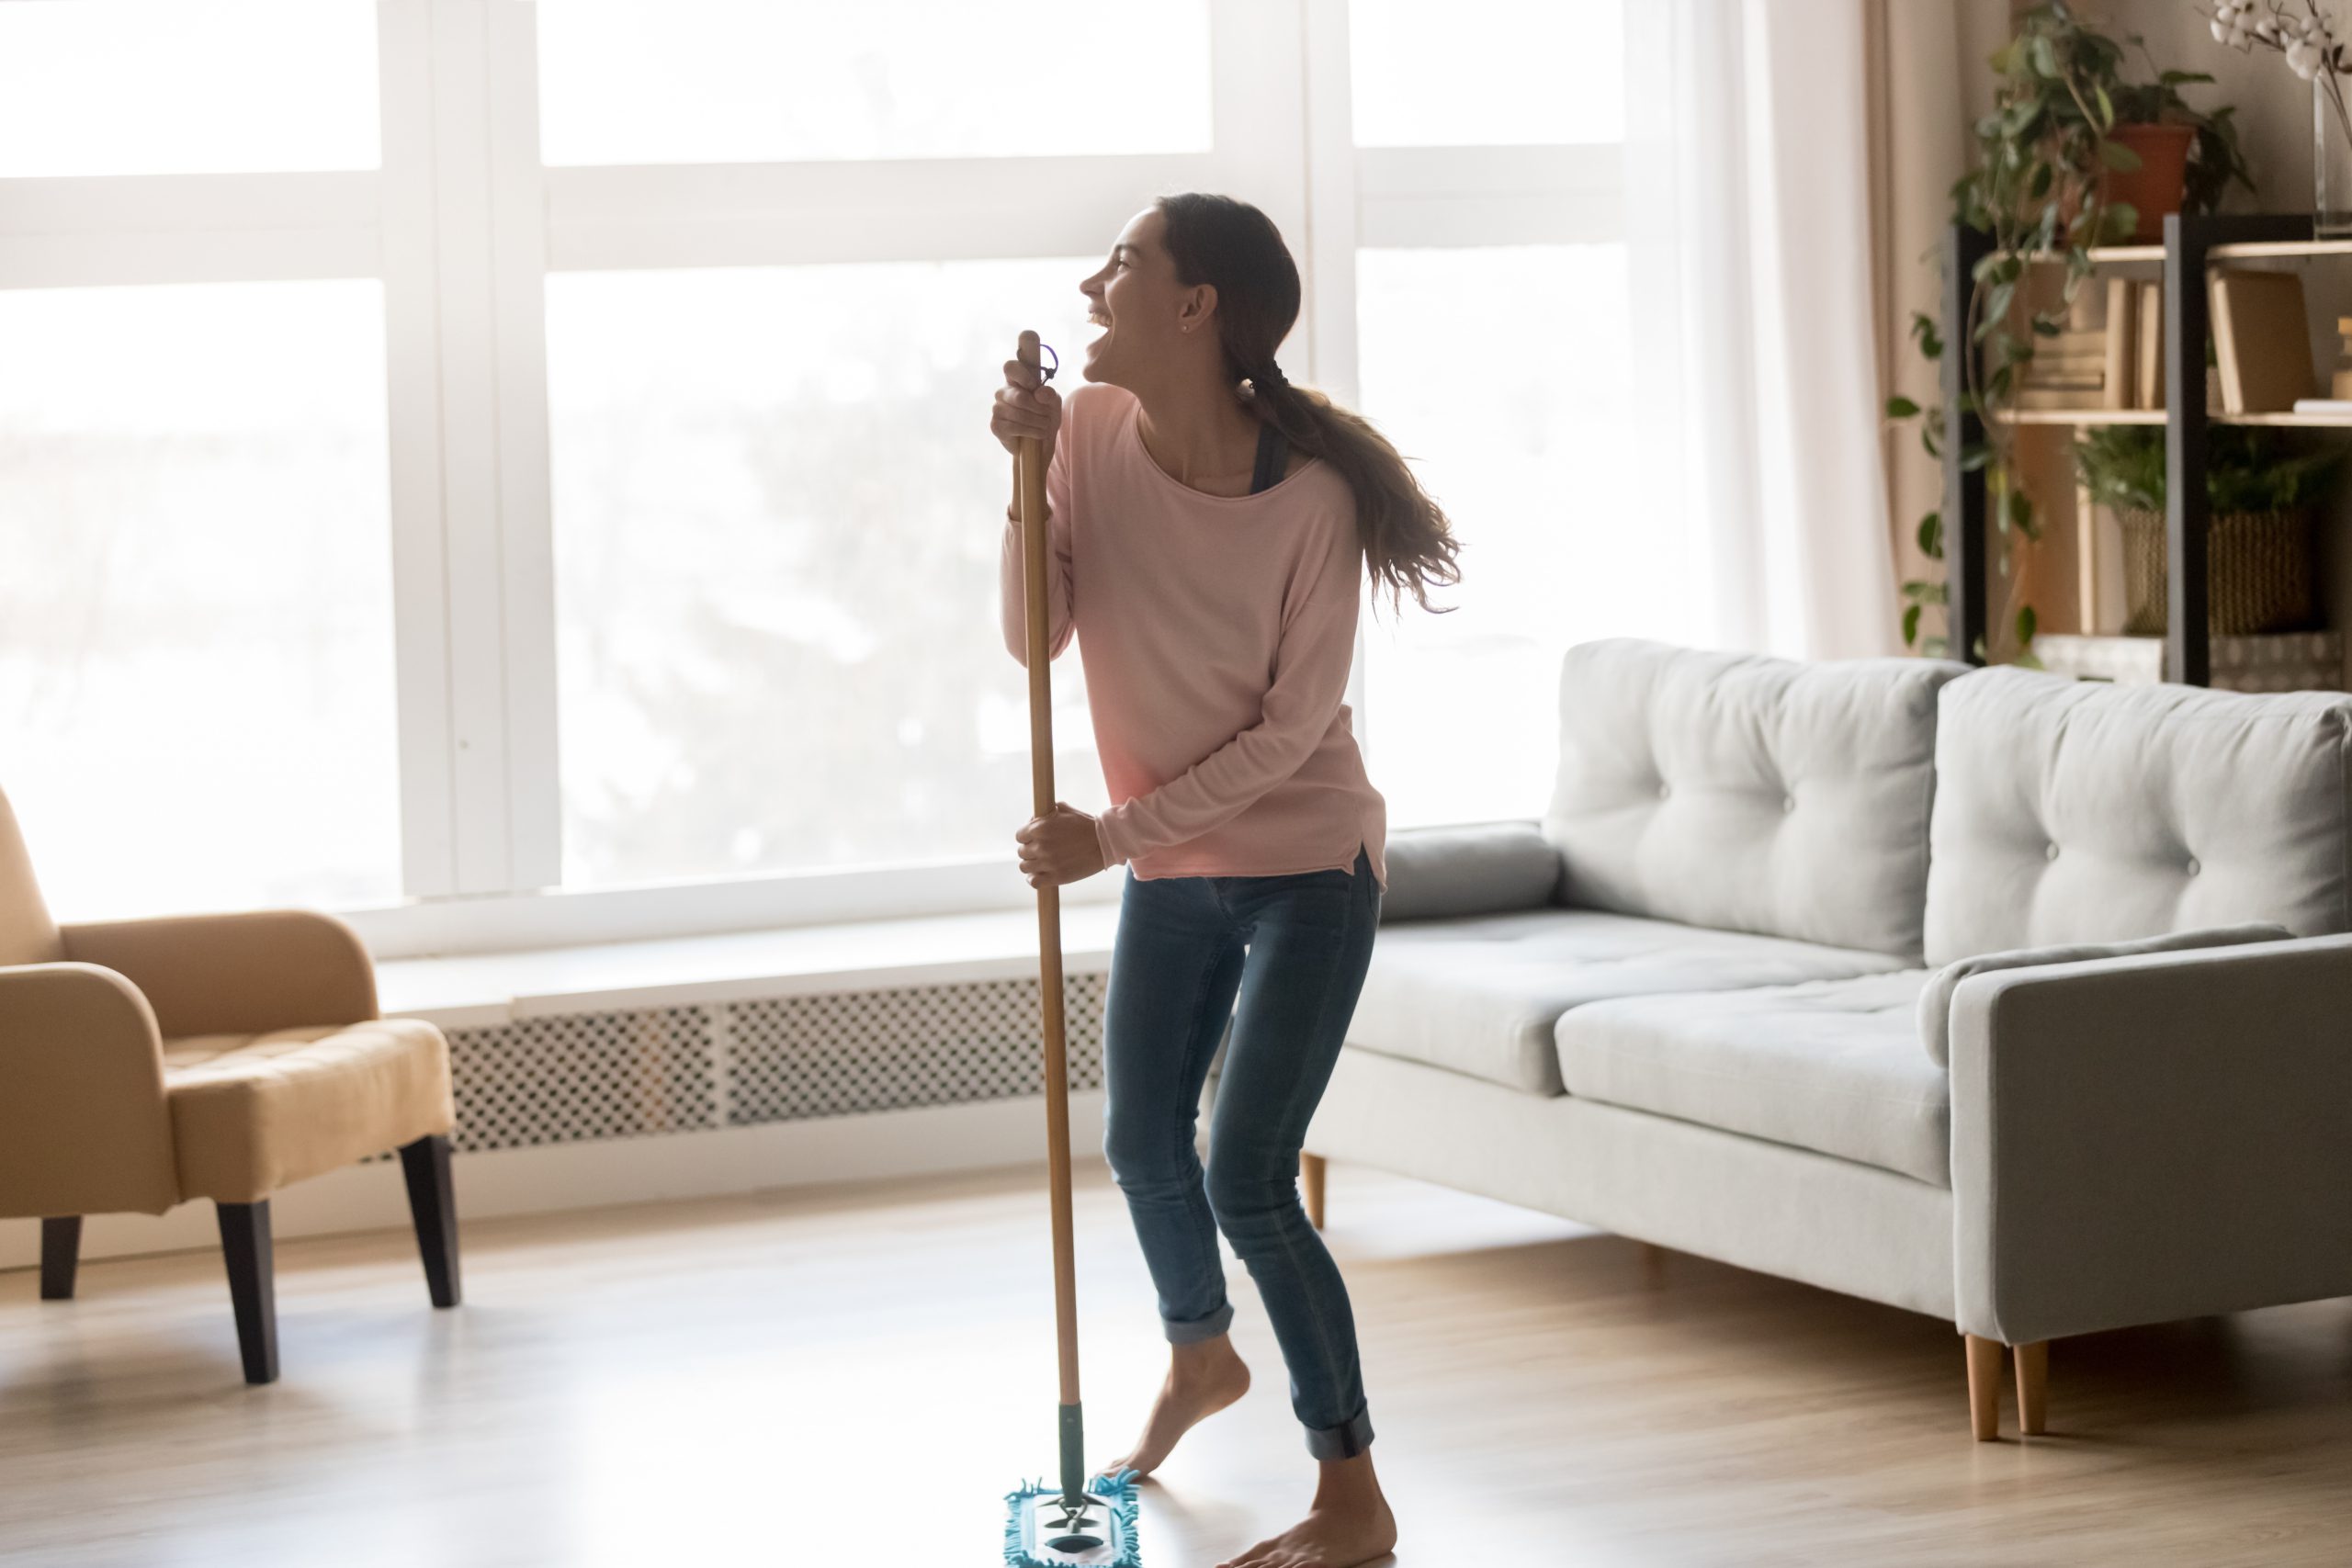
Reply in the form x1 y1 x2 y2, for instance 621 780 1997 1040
2015 1340 2049 1436
399 1134 462 1309
216 1201 278 1385
1965 1333 2003 1441
40 1217 82 1301
1300 1152 1327 1232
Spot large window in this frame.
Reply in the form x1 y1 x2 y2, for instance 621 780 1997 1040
1349 0 1623 147
0 281 399 919
2 0 1637 950
537 0 1211 165
0 0 379 177
1332 0 1645 828
1356 244 1649 827
544 260 1110 887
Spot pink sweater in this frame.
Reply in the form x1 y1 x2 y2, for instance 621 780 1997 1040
1001 381 1388 891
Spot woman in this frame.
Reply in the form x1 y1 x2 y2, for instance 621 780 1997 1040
990 193 1458 1568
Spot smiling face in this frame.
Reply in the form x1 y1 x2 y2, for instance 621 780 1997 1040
1079 207 1214 394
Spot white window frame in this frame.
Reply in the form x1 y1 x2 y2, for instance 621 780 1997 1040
3 0 1620 959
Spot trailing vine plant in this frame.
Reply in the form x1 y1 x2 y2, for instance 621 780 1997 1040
1886 2 2252 659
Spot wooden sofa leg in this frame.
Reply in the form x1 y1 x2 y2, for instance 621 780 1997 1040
1965 1334 2003 1441
1300 1152 1327 1232
2015 1340 2049 1436
399 1134 462 1309
217 1201 279 1385
40 1217 82 1301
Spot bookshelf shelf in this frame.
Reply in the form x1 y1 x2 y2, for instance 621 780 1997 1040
2072 240 2352 265
2206 238 2352 260
2212 411 2352 427
1942 213 2336 690
1991 408 2168 425
1993 409 2352 428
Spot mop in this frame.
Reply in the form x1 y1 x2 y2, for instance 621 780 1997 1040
1002 330 1145 1568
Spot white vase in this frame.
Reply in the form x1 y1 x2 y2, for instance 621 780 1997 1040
2318 74 2352 239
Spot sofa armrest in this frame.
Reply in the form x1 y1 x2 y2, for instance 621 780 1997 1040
1379 820 1562 923
0 963 180 1217
1950 934 2352 1346
61 908 379 1038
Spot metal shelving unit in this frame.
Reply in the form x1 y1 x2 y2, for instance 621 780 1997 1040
1944 213 2347 686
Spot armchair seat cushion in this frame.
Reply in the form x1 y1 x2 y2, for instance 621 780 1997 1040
1350 909 1910 1096
164 1020 456 1203
1556 972 1949 1185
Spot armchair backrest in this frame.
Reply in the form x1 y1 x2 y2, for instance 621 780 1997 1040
0 783 62 968
1925 667 2352 967
1542 639 1965 958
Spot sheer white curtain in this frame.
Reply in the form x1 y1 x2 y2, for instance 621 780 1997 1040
1624 0 1897 660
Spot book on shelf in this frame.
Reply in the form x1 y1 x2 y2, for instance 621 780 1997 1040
2027 352 2107 374
2010 387 2110 410
2291 398 2352 415
2104 277 2138 410
2211 270 2314 413
2136 280 2165 410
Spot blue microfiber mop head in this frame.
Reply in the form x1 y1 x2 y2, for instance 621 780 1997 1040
1003 1469 1142 1567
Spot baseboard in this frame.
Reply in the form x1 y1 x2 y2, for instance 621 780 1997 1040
0 1090 1105 1273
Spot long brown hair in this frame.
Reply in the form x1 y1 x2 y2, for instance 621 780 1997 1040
1154 192 1461 618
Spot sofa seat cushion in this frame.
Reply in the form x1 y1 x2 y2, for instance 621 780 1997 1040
163 1020 456 1204
1555 972 1949 1185
1350 909 1910 1096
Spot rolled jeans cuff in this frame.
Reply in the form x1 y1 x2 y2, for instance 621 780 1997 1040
1163 1301 1235 1346
1304 1404 1374 1461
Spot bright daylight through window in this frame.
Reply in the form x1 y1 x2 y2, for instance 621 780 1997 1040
1 0 1638 935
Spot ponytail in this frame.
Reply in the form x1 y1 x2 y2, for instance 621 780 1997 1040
1154 193 1462 618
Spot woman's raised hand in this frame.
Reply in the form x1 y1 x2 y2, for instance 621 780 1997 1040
992 332 1063 459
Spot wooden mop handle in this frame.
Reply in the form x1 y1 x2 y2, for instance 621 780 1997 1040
1015 329 1083 1417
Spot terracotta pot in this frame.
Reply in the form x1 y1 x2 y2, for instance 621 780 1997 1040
2100 122 2196 243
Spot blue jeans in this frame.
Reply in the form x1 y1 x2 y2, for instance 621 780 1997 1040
1101 842 1381 1461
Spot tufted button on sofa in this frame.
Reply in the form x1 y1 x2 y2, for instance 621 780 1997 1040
1308 639 2352 1443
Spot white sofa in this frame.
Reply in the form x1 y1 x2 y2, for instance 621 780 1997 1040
1306 638 2352 1438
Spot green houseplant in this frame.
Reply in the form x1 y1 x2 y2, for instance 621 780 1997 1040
2074 424 2340 634
1888 3 2256 659
2079 423 2333 639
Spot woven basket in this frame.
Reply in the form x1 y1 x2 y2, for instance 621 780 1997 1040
2117 507 2317 636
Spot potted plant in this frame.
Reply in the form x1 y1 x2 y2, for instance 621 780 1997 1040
2075 423 2341 633
1889 3 2256 660
2109 70 2254 241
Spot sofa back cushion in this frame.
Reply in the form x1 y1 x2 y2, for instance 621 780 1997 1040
1925 667 2352 967
1378 820 1563 922
1542 639 1965 957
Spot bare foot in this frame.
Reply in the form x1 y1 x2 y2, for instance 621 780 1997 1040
1100 1335 1252 1479
1217 1451 1398 1568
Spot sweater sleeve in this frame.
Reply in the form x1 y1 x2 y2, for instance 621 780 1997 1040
1094 518 1363 868
1000 417 1077 667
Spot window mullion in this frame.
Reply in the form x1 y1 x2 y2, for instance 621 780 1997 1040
1300 0 1367 753
379 0 459 899
487 0 562 894
383 0 556 901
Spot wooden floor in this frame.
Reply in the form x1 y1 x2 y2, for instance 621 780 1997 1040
4 1160 2349 1566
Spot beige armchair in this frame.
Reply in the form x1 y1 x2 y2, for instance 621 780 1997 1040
0 784 460 1384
